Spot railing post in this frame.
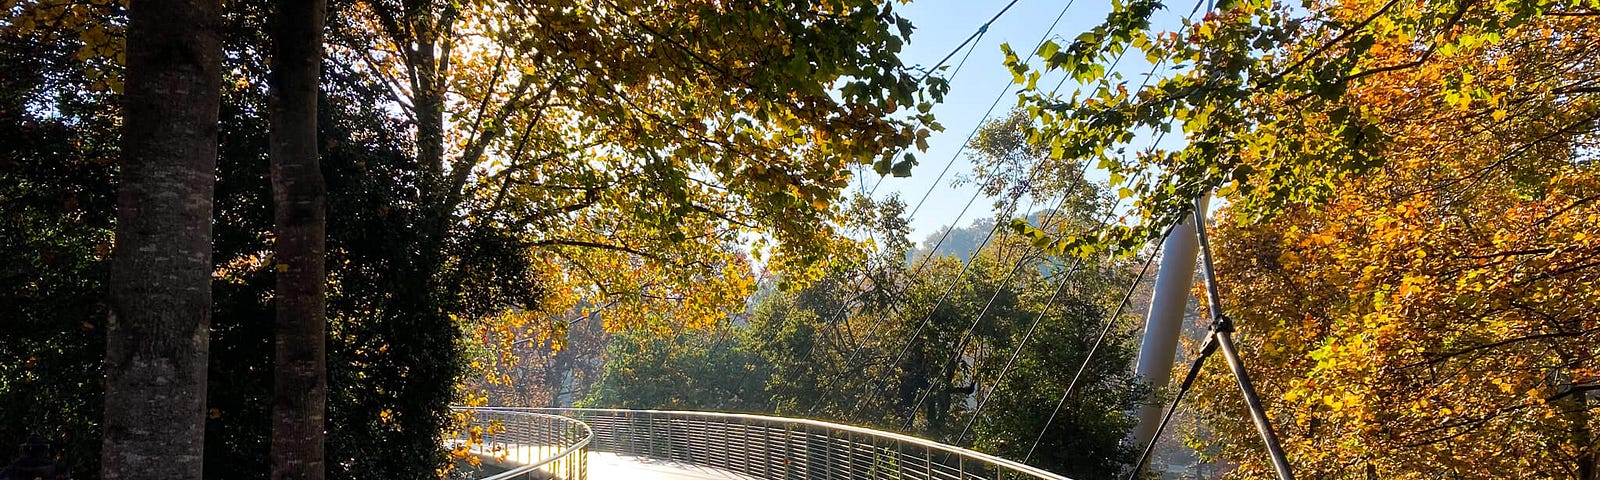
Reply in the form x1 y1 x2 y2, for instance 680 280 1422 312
636 412 649 457
741 418 751 475
824 427 835 480
844 429 854 480
925 446 933 480
762 422 772 479
895 440 904 480
786 424 797 480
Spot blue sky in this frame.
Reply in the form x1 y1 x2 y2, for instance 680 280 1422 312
873 0 1195 241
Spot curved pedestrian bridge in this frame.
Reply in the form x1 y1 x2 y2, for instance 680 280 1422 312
450 407 1071 480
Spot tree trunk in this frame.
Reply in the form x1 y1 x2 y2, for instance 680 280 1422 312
1568 391 1597 480
268 0 328 478
101 0 222 478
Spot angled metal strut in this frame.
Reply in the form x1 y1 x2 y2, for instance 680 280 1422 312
1130 199 1295 480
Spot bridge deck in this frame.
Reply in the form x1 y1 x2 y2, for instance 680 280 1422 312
465 442 750 480
455 407 1072 480
590 452 754 480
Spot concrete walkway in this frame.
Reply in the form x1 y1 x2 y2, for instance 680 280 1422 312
460 441 752 480
589 452 757 480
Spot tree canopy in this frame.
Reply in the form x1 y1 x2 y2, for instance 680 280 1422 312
1190 11 1600 478
1002 0 1599 476
1 0 949 478
7 0 1598 478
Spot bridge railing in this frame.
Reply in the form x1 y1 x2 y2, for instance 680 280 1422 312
497 407 1072 480
449 407 591 480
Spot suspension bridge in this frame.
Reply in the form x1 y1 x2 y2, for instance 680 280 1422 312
453 0 1300 478
450 199 1290 480
451 407 1070 480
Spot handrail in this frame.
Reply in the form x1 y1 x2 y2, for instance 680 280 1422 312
450 407 592 480
483 407 1073 480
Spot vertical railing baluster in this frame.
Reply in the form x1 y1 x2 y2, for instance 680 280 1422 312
763 422 772 479
740 419 751 475
895 440 904 480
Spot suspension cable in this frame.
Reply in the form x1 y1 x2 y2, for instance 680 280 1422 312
802 0 1086 415
731 2 1004 400
899 185 1100 429
896 0 1190 429
914 0 1021 84
995 0 1213 461
1022 223 1166 463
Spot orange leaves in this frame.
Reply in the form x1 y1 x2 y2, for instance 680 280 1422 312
1191 26 1600 480
1179 9 1600 475
1394 275 1424 298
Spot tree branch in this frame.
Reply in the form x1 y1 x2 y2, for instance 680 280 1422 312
1535 193 1600 226
1402 326 1600 370
531 238 659 260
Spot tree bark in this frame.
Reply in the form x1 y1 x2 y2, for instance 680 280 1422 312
102 0 222 478
1567 387 1597 480
268 0 328 478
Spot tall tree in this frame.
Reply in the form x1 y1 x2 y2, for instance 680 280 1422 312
4 1 944 477
101 0 222 478
1191 11 1600 477
326 1 944 471
267 0 328 478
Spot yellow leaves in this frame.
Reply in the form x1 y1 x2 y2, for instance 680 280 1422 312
6 0 125 91
1300 232 1335 247
1277 250 1301 268
1359 264 1382 284
1395 275 1424 298
1322 392 1361 412
458 391 490 407
1192 19 1600 467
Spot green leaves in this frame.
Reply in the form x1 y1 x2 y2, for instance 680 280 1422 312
1001 43 1028 85
892 154 916 177
1036 40 1061 61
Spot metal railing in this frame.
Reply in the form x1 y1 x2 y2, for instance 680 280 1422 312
497 407 1072 480
450 407 591 480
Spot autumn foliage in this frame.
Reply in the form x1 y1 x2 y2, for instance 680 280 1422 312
1192 9 1600 479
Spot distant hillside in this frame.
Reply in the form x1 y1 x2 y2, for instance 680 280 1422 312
911 211 1051 263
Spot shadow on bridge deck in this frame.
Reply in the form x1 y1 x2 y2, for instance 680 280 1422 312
589 452 756 480
462 443 749 480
